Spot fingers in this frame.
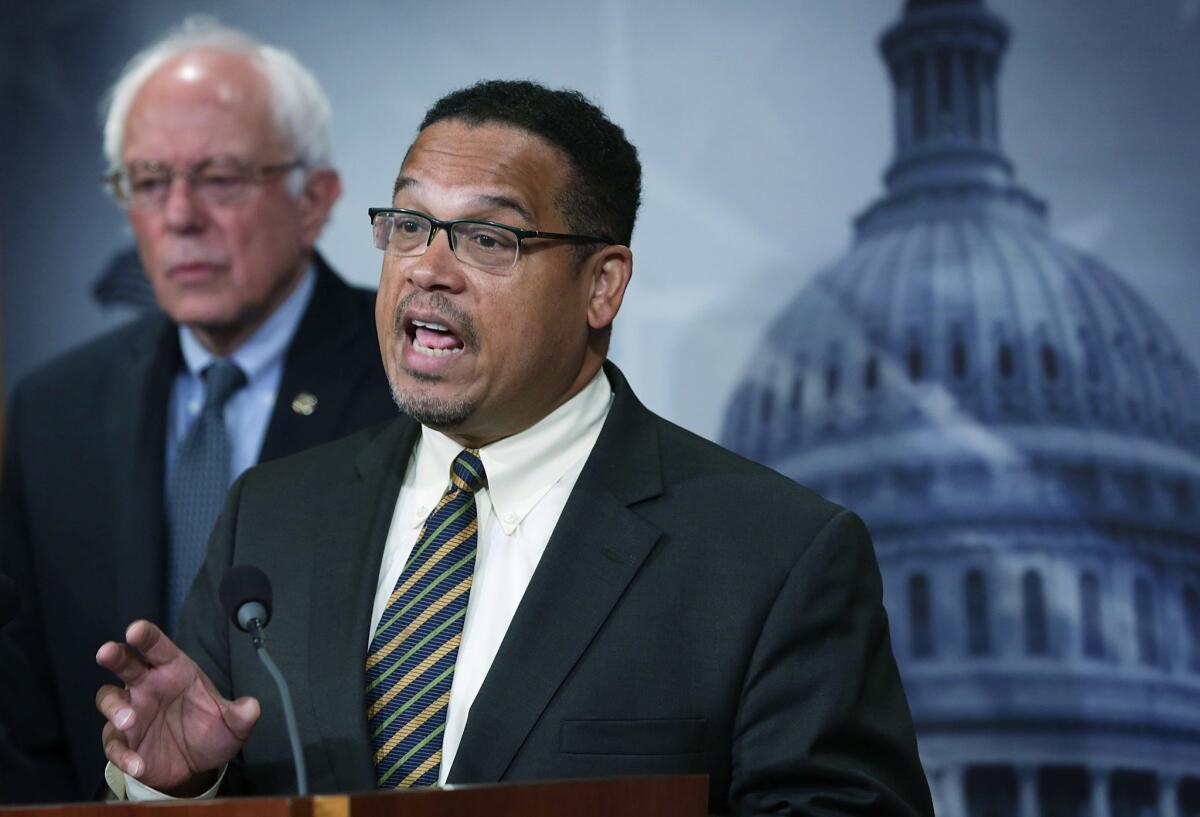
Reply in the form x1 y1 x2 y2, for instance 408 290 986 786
102 721 145 779
224 696 262 740
95 684 136 731
123 619 181 667
96 640 151 687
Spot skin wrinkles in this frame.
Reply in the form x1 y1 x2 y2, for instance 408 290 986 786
390 133 551 224
393 177 536 228
375 120 632 450
121 47 340 356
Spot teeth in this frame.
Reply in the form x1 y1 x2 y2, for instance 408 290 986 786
412 335 463 356
412 319 450 331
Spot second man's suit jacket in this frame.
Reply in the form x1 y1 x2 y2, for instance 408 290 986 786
0 257 397 801
177 363 933 816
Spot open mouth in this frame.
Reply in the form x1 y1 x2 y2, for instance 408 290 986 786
407 318 466 357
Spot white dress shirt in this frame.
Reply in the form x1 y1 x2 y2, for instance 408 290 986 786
372 368 613 784
114 367 613 798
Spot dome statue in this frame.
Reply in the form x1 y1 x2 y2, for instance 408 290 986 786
721 2 1200 815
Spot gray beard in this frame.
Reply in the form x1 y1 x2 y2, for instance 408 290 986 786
390 377 475 429
387 290 481 429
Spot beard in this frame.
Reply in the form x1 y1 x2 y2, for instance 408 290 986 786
389 375 476 429
387 290 479 429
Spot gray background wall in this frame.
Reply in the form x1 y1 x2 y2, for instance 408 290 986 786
3 0 1197 443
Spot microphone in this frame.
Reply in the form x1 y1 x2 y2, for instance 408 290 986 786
219 565 308 796
0 574 18 629
219 565 273 641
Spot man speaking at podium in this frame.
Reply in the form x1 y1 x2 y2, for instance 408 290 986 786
95 80 934 815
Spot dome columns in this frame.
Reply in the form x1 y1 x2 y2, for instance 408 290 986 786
1089 768 1112 817
931 764 968 817
920 760 1194 817
889 43 996 150
1016 765 1039 817
880 2 1013 193
1159 772 1181 817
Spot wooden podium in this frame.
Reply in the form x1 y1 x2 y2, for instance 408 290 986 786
0 775 708 817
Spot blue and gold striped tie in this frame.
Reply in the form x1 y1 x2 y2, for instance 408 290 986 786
366 449 486 788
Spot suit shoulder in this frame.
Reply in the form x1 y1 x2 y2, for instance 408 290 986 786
11 314 168 402
348 285 378 312
240 414 406 488
312 260 377 317
325 277 377 319
651 413 843 522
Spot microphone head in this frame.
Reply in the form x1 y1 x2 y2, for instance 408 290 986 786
219 565 273 632
0 574 19 629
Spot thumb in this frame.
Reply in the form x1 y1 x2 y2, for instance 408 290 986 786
224 696 261 738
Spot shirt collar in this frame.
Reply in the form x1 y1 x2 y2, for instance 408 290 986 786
412 368 614 535
177 265 316 382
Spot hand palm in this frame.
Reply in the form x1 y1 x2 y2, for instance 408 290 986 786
97 621 260 796
126 660 246 790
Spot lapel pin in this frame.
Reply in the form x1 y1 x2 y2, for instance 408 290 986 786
291 392 318 416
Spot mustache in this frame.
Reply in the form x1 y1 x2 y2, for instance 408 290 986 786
394 291 479 349
165 246 228 267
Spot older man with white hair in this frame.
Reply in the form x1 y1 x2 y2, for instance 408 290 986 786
0 20 394 802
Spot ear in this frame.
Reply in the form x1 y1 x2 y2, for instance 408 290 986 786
297 168 343 248
586 244 633 331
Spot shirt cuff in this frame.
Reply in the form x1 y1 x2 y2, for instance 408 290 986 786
104 761 226 800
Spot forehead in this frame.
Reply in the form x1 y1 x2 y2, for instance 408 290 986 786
122 48 283 161
393 120 570 222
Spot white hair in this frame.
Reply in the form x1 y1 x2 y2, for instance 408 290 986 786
101 16 333 181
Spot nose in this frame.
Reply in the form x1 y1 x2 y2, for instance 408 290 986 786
405 227 467 293
161 176 209 233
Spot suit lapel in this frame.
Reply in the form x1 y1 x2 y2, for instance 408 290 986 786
449 363 664 783
306 418 420 790
260 257 377 463
106 316 176 629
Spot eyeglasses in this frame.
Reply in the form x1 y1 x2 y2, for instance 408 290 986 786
368 207 613 274
104 156 305 210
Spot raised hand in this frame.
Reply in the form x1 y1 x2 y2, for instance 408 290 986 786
96 620 260 796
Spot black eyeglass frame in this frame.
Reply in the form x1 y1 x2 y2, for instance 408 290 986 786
368 206 614 270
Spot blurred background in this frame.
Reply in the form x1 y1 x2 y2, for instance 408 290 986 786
3 1 1198 814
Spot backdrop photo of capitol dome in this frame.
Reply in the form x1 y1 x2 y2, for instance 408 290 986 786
721 2 1200 816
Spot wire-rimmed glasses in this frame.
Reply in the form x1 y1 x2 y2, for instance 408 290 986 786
105 156 305 209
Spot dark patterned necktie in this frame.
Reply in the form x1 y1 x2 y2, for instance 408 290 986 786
366 448 486 788
164 359 246 631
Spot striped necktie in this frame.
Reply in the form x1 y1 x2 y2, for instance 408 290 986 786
366 448 486 788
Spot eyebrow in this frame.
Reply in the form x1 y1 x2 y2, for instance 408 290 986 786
391 176 536 226
392 174 415 198
474 194 535 227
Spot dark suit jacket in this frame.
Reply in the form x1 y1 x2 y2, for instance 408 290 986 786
175 363 932 816
0 258 397 802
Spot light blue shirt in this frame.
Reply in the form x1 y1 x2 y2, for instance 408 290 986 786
165 267 316 486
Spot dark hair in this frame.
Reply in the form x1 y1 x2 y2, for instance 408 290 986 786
418 79 642 250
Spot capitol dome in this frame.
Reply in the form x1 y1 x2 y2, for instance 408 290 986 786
721 1 1200 815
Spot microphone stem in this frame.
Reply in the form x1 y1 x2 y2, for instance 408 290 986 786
247 620 309 796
